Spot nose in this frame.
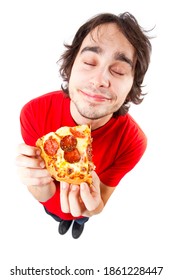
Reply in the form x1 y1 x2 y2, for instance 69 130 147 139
90 69 110 88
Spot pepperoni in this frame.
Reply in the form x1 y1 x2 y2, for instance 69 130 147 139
60 135 77 152
64 148 81 163
70 127 85 138
44 137 59 156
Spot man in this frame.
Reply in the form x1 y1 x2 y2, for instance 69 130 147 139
16 12 152 239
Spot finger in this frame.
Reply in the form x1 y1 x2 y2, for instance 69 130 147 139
80 182 100 211
27 181 56 194
20 175 53 186
69 185 82 217
17 143 41 157
91 171 100 194
17 167 51 179
16 154 45 168
60 182 70 213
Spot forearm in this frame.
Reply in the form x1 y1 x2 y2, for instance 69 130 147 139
27 181 56 202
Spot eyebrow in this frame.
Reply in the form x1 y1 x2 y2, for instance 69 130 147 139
115 52 133 68
81 46 102 55
80 46 134 68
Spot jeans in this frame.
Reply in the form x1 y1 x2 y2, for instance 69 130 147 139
44 207 89 225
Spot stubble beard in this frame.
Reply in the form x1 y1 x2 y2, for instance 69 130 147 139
74 99 115 120
69 88 120 120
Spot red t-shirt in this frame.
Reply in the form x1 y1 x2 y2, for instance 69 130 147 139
20 91 147 220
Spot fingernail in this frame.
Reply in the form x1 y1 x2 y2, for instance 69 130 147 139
80 183 86 190
36 149 41 156
40 161 45 168
72 185 77 191
61 182 67 189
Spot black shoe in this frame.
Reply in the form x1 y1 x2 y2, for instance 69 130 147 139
72 221 84 239
58 220 73 235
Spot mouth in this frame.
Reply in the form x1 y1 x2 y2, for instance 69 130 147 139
80 89 111 102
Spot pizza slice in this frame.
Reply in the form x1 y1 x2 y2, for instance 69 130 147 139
36 125 95 185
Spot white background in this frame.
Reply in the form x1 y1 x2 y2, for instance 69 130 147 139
0 0 172 279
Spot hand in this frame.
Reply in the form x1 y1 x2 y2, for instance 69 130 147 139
16 143 56 201
60 171 103 217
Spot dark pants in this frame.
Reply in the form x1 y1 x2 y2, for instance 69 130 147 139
44 207 89 225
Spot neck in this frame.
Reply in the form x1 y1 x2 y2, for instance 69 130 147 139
70 101 112 130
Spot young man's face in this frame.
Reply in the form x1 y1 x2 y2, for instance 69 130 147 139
69 23 136 122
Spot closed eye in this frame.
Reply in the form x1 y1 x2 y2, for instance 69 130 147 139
84 62 96 66
111 70 124 76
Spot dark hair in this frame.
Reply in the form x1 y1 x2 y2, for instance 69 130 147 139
58 12 152 116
